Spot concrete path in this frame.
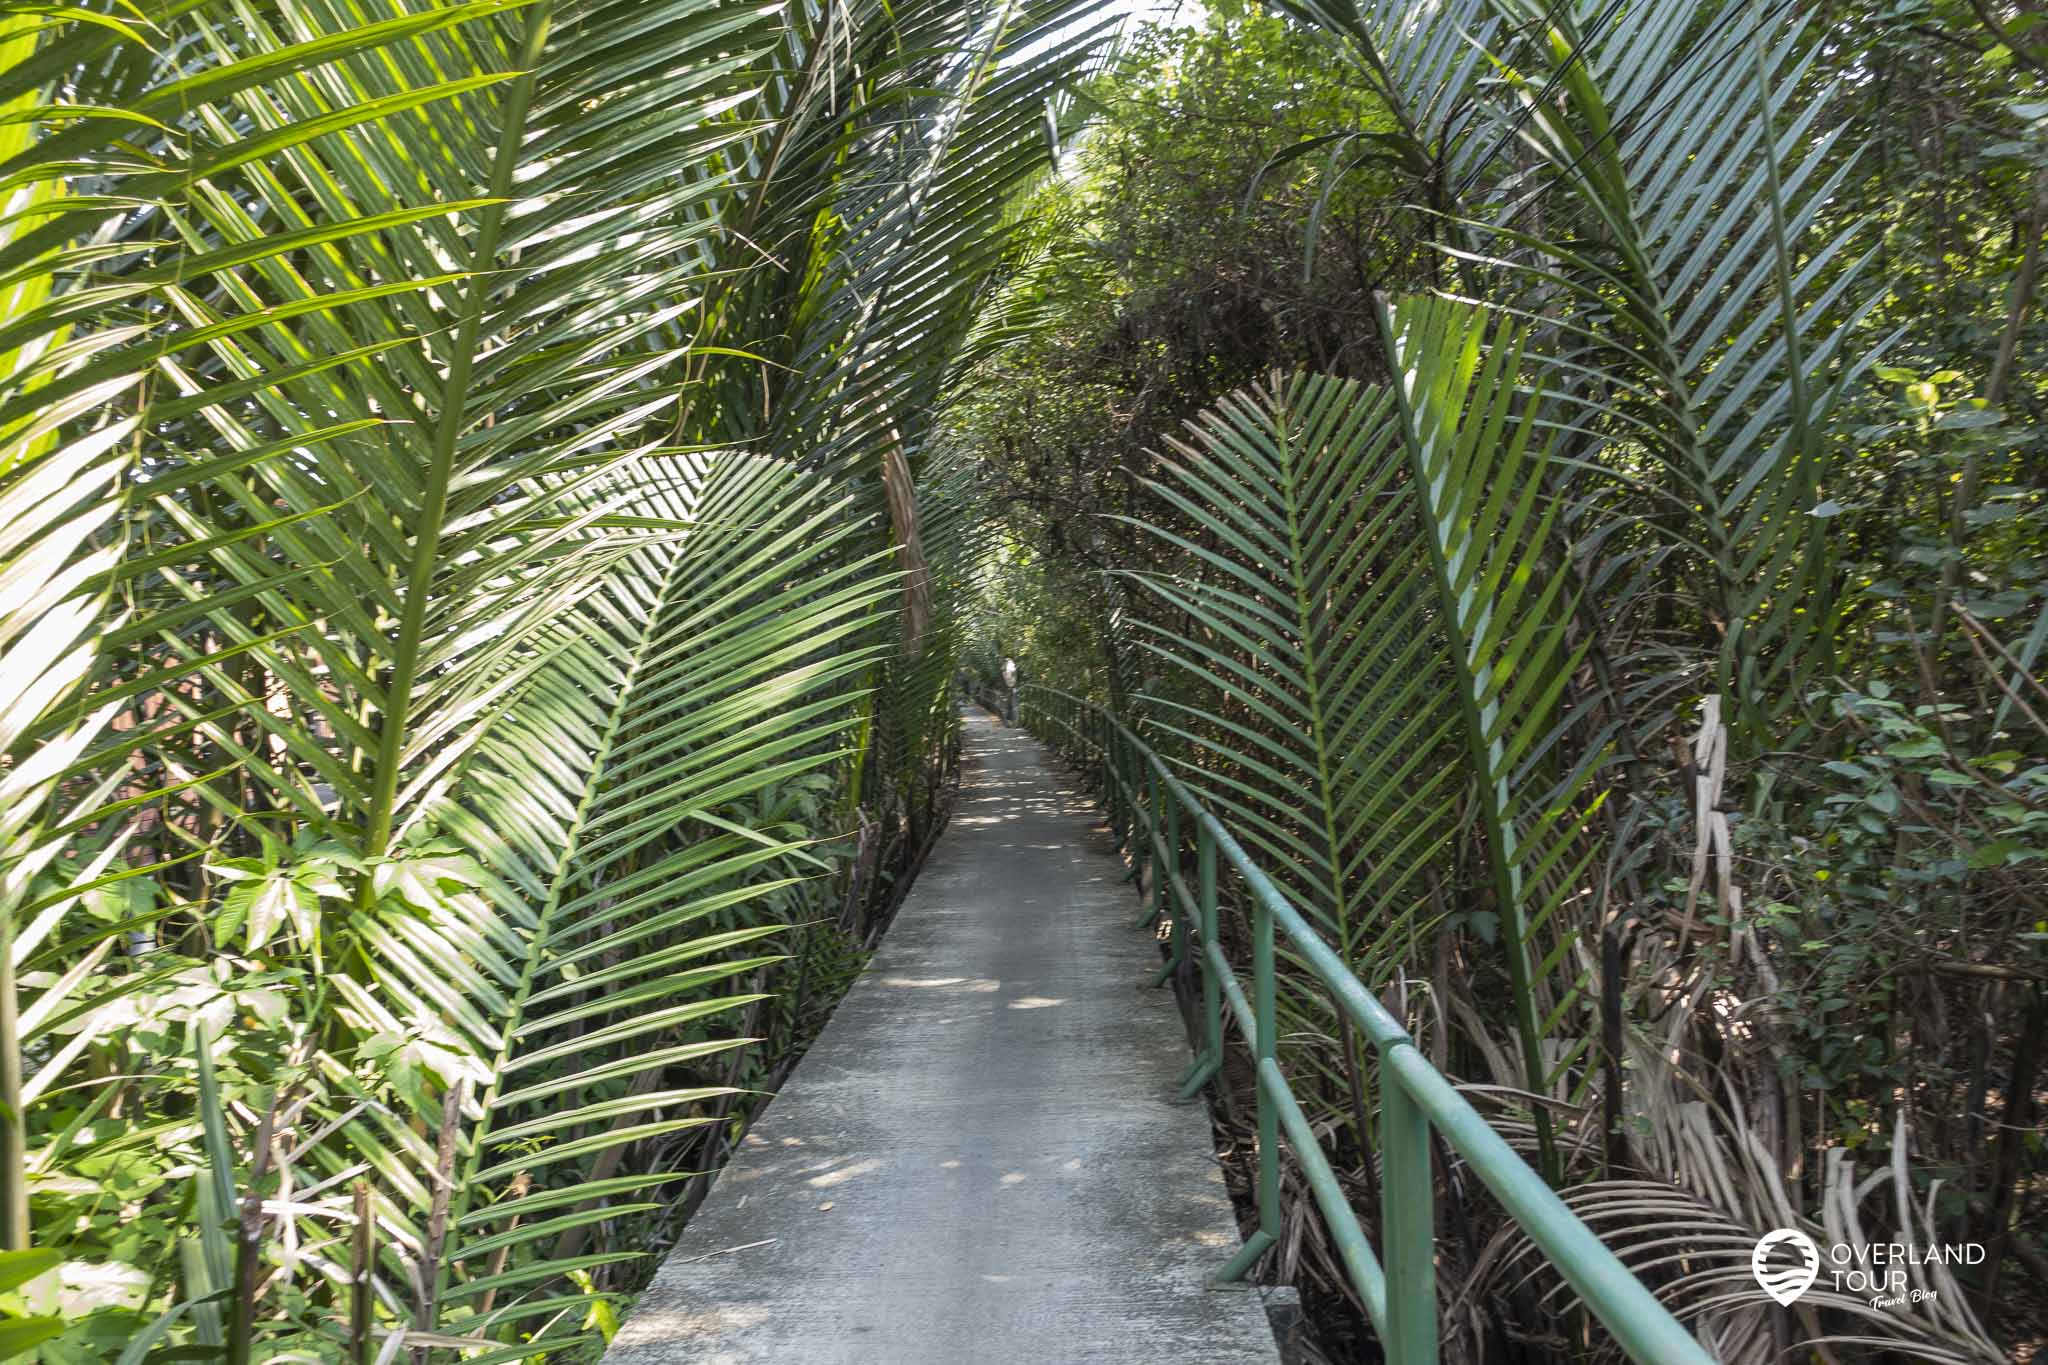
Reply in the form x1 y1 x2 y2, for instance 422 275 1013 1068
605 711 1279 1364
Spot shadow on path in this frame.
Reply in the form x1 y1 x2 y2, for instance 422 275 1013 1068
603 711 1280 1364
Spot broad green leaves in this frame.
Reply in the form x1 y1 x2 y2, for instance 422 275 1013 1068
351 451 893 1346
1382 294 1605 1176
1122 299 1603 1174
1462 0 1882 739
1272 0 1885 754
1119 372 1456 975
0 0 1098 1354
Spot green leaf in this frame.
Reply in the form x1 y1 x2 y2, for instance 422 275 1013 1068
0 1248 60 1294
0 1317 63 1359
1883 738 1944 760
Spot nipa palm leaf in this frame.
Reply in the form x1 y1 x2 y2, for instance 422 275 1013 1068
1119 297 1609 1180
330 449 894 1349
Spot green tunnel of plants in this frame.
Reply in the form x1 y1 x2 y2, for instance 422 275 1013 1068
2 0 2043 1361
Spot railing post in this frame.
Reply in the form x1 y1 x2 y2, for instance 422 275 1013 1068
1088 707 1100 795
1253 890 1279 1243
1199 823 1218 1054
1114 732 1130 847
1135 759 1161 921
1216 880 1281 1283
1110 722 1121 836
1139 759 1151 870
1153 773 1182 982
1101 717 1118 834
1381 1069 1439 1365
1177 820 1222 1100
1118 734 1139 870
1114 728 1128 844
1152 766 1166 911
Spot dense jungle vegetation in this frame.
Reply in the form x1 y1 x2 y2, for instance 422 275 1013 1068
0 0 2042 1360
0 0 1097 1357
962 0 2048 1360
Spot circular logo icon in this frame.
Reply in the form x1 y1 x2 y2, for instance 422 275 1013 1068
1752 1228 1820 1306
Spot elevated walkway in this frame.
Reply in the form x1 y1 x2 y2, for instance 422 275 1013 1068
605 710 1280 1363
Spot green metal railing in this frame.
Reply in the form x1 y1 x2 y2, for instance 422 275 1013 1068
1015 685 1713 1365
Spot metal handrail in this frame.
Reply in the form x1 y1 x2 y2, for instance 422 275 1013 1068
1015 684 1714 1365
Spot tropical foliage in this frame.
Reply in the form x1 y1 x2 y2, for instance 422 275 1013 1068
6 0 2045 1358
0 0 1103 1358
968 1 2044 1359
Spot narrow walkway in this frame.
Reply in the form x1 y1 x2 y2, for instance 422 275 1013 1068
605 711 1279 1363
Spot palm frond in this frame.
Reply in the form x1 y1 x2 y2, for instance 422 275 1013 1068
1116 299 1603 1178
1454 0 1886 740
1118 372 1459 981
1274 0 1501 184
